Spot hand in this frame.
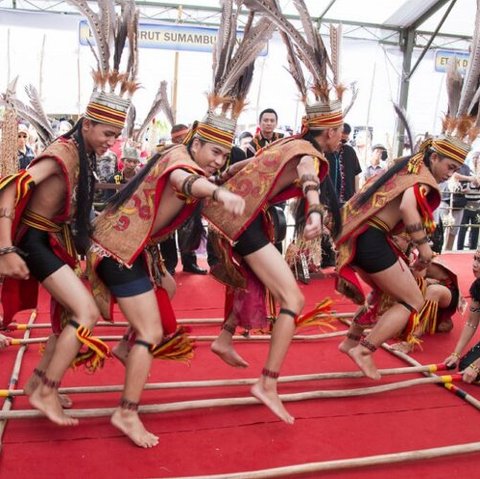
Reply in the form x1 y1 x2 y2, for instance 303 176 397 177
412 245 433 271
0 333 11 350
303 212 323 240
444 353 460 368
0 252 30 280
216 189 245 216
462 363 480 383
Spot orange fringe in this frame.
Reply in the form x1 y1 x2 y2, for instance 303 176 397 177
71 325 111 372
296 298 336 330
150 327 195 364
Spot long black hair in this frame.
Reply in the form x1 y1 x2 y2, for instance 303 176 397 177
354 150 433 209
300 130 342 239
62 118 97 255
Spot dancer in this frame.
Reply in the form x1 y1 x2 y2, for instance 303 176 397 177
337 136 469 379
0 0 138 425
86 2 271 447
206 1 343 424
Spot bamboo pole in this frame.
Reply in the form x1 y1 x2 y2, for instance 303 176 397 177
382 343 480 410
338 316 480 411
9 330 348 346
163 441 480 479
6 312 355 330
0 310 37 452
0 363 454 398
0 374 461 420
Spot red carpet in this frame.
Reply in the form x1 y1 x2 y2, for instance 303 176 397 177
1 253 480 478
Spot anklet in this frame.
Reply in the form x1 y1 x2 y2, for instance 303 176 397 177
222 323 236 335
41 375 61 389
346 333 362 341
120 398 139 411
261 367 279 379
33 368 45 379
360 337 377 352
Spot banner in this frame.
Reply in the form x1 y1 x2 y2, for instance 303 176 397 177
79 20 268 55
434 49 469 73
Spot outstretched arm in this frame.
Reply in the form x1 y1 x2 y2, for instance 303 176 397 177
169 169 245 216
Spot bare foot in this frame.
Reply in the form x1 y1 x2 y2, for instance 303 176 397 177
59 394 73 409
24 372 73 409
348 345 381 380
211 340 249 368
111 408 159 448
390 341 413 354
251 380 294 425
24 372 41 398
112 340 129 366
338 336 359 354
28 386 78 426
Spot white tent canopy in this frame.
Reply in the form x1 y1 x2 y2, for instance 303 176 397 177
0 0 478 156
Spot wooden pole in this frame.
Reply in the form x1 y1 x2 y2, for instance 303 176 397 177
6 312 355 330
9 313 349 330
382 343 480 411
0 363 454 398
162 441 480 479
0 374 461 420
171 6 183 123
0 310 37 452
9 330 348 346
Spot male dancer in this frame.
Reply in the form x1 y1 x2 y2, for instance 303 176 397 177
337 136 468 379
0 0 138 425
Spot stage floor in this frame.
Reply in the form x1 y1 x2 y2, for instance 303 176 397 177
1 252 479 478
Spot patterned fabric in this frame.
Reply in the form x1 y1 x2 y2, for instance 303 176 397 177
0 140 81 330
203 136 329 288
91 145 204 266
88 145 204 322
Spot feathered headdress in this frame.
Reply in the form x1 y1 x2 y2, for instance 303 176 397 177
246 0 345 130
185 0 275 149
125 80 174 145
67 0 139 129
437 3 480 164
12 84 56 147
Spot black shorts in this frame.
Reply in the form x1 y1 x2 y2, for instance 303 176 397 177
353 226 398 274
96 255 153 297
233 214 270 257
459 342 480 379
17 227 65 282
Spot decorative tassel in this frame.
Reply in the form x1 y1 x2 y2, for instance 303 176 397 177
415 276 427 295
403 309 422 346
71 325 111 372
150 327 195 363
296 298 336 330
418 299 439 335
413 183 436 234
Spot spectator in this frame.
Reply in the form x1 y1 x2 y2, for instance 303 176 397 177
238 131 253 154
17 124 35 170
245 108 284 158
363 144 387 182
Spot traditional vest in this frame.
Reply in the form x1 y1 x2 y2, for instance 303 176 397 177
91 144 204 266
1 138 81 330
203 136 329 288
336 161 441 304
88 145 205 322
